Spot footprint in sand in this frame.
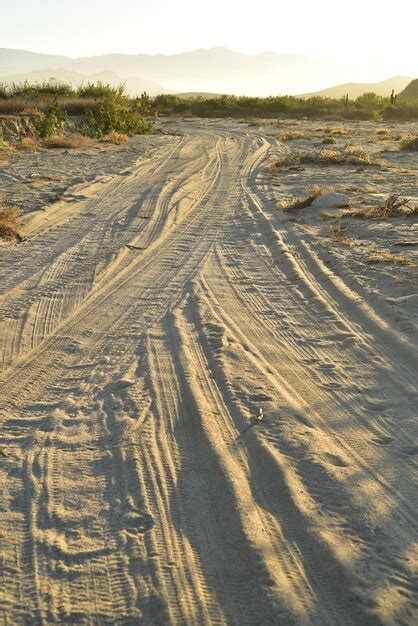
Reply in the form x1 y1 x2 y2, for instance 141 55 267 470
323 452 349 468
124 512 154 535
108 378 135 392
370 435 394 446
400 445 418 456
249 392 273 402
294 413 315 429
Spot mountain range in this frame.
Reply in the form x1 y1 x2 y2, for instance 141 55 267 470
298 76 413 99
0 67 166 97
0 47 414 97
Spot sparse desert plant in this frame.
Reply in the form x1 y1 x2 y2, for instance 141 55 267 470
382 194 417 217
43 135 94 149
376 127 392 136
368 246 413 266
321 194 417 220
19 136 41 150
322 136 337 144
103 131 129 144
327 221 353 245
0 205 22 241
276 130 307 141
272 146 378 171
277 185 328 211
399 135 418 151
0 139 15 152
323 126 349 136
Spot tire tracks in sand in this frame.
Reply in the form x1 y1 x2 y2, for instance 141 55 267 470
0 122 417 624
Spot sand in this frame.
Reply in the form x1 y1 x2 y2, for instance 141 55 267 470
0 119 417 625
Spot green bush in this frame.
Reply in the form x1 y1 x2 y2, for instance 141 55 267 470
78 95 154 138
36 103 67 138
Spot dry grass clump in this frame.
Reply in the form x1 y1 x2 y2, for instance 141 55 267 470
399 135 418 151
19 136 41 150
376 127 393 139
321 194 417 220
0 205 22 241
327 222 353 246
368 246 413 266
322 136 337 144
43 135 94 149
276 130 307 141
323 126 350 137
247 119 267 127
272 146 378 171
277 185 328 212
103 131 129 144
0 140 15 153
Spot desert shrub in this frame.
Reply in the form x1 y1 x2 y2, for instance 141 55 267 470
103 131 129 144
399 135 418 151
277 185 328 211
79 96 153 138
43 135 93 149
150 92 418 121
272 146 378 171
322 136 337 144
327 222 353 245
19 137 41 150
36 103 67 138
276 130 307 141
321 194 417 220
368 247 413 266
0 205 22 241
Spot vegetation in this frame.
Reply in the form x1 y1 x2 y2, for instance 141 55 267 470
277 185 328 211
321 194 417 220
327 222 353 246
43 136 93 149
368 246 413 266
0 205 22 241
399 135 418 151
0 82 155 146
78 93 153 138
152 92 418 120
272 146 380 171
0 80 417 123
36 103 67 138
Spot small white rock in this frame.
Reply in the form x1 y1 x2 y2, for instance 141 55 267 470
311 193 350 209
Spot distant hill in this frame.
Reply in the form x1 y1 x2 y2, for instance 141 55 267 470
0 47 414 97
0 67 167 97
398 79 418 99
298 76 413 100
176 92 227 99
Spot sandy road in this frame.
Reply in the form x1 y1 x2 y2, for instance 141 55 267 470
1 121 417 625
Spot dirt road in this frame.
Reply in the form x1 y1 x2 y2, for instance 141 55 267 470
1 121 417 625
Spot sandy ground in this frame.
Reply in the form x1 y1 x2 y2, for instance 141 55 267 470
0 119 417 625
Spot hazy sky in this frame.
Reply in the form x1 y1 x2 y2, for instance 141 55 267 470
1 0 416 74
